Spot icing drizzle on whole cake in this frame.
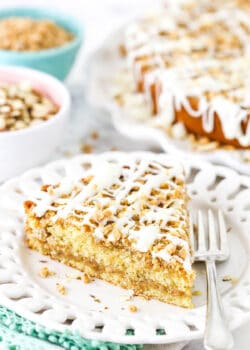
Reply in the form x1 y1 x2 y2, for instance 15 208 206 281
123 0 250 146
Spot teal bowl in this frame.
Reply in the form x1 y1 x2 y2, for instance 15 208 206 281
0 7 83 80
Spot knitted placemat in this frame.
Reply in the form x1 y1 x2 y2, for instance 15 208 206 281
0 305 143 350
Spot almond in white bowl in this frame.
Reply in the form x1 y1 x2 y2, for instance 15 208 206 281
0 66 70 181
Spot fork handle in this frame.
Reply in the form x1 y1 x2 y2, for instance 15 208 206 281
204 260 234 350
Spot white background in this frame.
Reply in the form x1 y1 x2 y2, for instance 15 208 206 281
0 0 249 348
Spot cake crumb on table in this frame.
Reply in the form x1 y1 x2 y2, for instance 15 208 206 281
90 130 99 140
128 305 138 313
80 142 93 154
63 151 73 158
39 267 55 278
56 283 66 295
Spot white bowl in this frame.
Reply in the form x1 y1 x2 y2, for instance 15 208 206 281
0 66 71 182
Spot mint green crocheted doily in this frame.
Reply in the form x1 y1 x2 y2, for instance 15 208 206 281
0 305 143 350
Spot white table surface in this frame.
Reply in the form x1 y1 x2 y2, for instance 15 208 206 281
1 0 250 349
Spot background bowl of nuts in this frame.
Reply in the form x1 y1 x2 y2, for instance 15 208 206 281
0 7 83 80
0 65 70 181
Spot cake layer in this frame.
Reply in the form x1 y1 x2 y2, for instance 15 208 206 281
26 216 193 307
26 235 192 307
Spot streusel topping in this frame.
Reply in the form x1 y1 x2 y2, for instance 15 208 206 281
27 154 192 271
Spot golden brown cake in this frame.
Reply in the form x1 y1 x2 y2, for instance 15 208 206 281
116 0 250 149
24 154 195 308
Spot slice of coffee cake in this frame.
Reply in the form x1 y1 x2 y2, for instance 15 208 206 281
24 153 195 307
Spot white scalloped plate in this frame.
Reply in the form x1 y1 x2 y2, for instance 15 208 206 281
0 152 250 344
85 28 250 175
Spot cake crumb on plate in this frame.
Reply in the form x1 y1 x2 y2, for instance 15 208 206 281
128 305 138 313
222 275 238 284
39 267 55 278
90 294 101 303
82 274 93 284
192 290 202 296
56 283 66 295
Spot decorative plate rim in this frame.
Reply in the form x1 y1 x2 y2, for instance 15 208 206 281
0 152 250 344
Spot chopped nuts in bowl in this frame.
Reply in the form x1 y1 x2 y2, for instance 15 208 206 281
0 17 74 52
0 66 70 181
0 7 83 80
0 81 59 132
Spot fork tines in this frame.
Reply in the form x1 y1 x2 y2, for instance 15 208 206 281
190 209 230 260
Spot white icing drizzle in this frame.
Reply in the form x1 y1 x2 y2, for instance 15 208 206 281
128 225 161 252
124 1 250 146
29 155 192 272
33 161 121 218
171 122 187 140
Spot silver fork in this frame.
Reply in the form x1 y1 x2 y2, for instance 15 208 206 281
190 209 234 350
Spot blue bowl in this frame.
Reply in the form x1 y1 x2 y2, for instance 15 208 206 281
0 7 83 80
